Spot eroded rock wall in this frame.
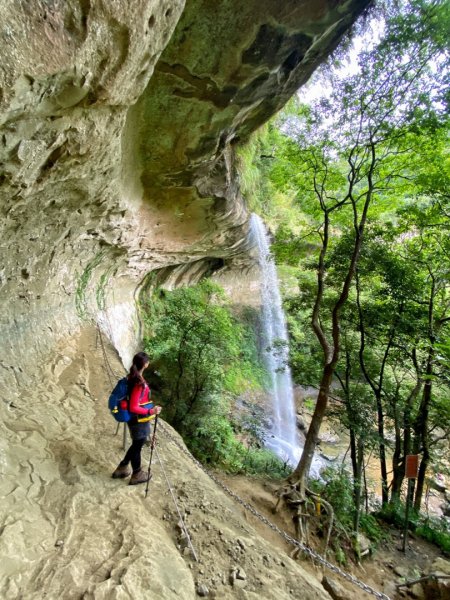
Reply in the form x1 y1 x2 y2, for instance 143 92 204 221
1 0 371 375
0 0 186 378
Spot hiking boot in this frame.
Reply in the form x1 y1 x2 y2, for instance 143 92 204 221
111 464 131 479
129 469 152 486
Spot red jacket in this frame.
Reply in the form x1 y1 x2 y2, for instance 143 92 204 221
129 382 154 422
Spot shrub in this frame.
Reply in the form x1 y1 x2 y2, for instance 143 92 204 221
377 501 417 530
359 513 386 546
378 503 450 554
310 467 355 531
140 279 287 476
143 280 244 428
242 448 292 479
415 518 450 555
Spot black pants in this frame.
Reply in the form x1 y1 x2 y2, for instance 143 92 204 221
120 421 150 473
121 438 145 473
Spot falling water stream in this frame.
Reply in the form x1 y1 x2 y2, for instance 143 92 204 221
250 214 301 466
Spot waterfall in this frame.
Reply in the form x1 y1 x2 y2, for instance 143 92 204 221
250 214 301 466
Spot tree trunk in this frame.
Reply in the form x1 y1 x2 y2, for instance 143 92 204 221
391 371 422 504
414 446 430 512
345 389 364 530
375 390 389 505
289 364 334 492
353 437 364 533
291 146 373 493
390 407 403 504
349 427 358 483
413 347 433 511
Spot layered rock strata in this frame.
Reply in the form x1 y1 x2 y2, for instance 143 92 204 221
1 0 371 371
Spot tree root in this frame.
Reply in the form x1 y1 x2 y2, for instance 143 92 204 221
275 481 335 559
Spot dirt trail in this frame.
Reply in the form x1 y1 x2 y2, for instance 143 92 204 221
219 474 445 600
0 326 332 599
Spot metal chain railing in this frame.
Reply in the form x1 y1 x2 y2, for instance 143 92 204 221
159 421 392 600
96 326 390 599
96 324 118 387
154 444 199 561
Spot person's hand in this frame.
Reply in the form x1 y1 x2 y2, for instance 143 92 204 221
154 405 162 415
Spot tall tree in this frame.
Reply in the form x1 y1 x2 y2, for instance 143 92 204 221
277 0 449 496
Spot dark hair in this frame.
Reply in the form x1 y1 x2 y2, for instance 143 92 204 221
128 351 150 388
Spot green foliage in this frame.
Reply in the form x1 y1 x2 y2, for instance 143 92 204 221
359 514 386 546
377 501 412 529
75 251 106 319
334 545 347 566
165 389 289 477
185 393 242 468
96 265 115 311
189 397 290 477
224 309 268 393
140 279 287 476
241 448 291 478
309 467 387 554
379 505 450 554
240 0 450 513
415 518 450 555
377 501 427 536
143 280 243 425
302 397 315 412
236 112 307 232
234 402 268 447
236 124 273 218
136 0 450 514
310 467 355 530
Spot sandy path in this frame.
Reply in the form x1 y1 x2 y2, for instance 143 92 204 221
0 326 331 600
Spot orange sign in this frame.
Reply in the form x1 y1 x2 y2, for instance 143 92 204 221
405 455 419 479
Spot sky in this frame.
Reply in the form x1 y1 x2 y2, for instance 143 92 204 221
298 21 383 104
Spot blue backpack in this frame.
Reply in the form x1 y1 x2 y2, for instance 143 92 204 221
108 377 131 422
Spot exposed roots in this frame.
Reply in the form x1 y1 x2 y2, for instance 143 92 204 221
274 481 335 559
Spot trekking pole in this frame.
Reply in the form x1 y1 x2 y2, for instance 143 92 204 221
122 422 127 450
145 416 158 498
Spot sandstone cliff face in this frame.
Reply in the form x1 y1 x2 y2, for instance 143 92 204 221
1 328 335 599
0 0 370 371
0 1 370 597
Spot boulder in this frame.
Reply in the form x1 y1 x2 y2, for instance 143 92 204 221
296 415 307 431
355 533 371 558
422 558 450 599
322 576 359 600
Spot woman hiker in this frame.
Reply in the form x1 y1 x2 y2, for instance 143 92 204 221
112 352 162 485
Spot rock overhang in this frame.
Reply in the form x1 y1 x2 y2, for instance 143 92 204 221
0 0 371 367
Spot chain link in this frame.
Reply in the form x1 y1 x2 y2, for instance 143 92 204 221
159 421 391 600
97 324 118 387
154 444 199 561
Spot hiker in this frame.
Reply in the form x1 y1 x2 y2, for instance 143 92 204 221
112 352 162 485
